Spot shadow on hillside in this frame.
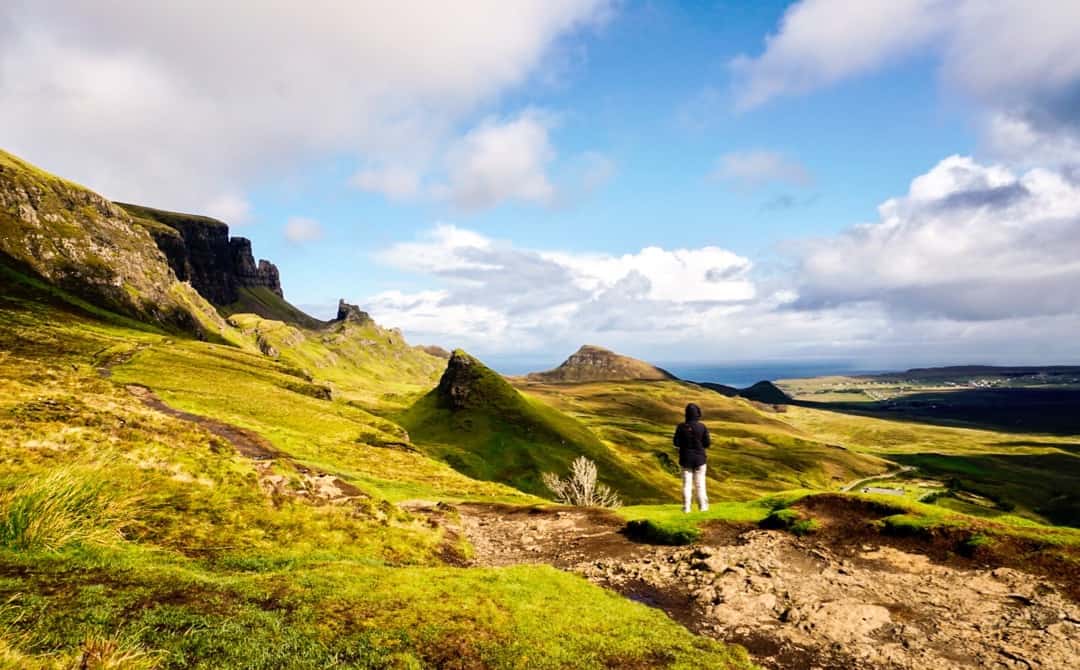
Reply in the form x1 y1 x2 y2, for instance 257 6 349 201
889 451 1080 527
796 387 1080 436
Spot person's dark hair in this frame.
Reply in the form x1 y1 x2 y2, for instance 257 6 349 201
685 403 702 422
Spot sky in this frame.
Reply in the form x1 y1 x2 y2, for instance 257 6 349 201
3 1 1080 370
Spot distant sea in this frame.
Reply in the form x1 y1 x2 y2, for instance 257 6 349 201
654 362 890 388
489 358 889 389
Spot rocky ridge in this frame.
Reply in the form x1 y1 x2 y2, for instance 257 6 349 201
119 202 283 306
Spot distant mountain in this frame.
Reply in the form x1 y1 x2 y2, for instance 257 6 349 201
696 380 792 405
527 345 677 383
875 365 1080 382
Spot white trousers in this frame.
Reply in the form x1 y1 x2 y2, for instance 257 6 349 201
682 464 708 513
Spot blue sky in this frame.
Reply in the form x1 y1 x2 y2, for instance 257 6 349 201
4 1 1079 368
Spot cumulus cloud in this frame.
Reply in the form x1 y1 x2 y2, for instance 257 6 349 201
711 150 813 191
283 217 324 244
0 1 610 213
730 0 947 111
367 224 759 352
350 166 422 201
364 158 1080 365
730 0 1080 160
204 193 253 226
433 111 558 210
794 155 1080 320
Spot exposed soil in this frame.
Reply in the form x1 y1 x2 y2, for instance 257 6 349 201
435 502 1080 670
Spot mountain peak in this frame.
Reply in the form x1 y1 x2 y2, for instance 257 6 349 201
527 344 677 383
436 349 518 410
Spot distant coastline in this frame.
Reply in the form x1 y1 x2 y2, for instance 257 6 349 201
655 363 889 388
489 358 888 388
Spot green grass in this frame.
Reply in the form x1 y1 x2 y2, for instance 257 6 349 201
781 405 1080 526
0 257 757 668
617 496 802 546
0 468 136 552
398 353 672 503
222 286 325 330
760 508 820 536
521 380 892 502
0 546 755 670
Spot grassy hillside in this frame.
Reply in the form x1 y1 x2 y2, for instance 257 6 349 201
398 352 673 503
224 312 444 414
780 404 1080 526
223 285 326 329
519 379 891 500
0 150 214 333
0 259 755 669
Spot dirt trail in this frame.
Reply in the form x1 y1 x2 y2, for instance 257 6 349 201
122 383 366 504
434 503 1080 670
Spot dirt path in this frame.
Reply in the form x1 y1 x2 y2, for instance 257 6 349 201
432 503 1080 670
122 383 366 504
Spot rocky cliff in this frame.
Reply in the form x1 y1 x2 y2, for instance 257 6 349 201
0 150 208 332
118 202 283 306
528 345 677 383
335 299 374 325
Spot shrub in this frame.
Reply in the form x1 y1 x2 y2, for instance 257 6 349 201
542 457 622 508
0 468 137 552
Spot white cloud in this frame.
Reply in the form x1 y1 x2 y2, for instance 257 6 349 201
434 110 558 210
730 0 946 111
368 224 758 353
711 150 813 190
204 194 252 225
366 159 1080 366
0 1 610 213
350 166 422 201
794 155 1080 320
730 0 1080 158
283 217 324 244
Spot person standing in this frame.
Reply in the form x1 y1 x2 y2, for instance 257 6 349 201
673 403 710 513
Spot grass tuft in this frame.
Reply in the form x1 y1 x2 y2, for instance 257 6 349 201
0 468 136 552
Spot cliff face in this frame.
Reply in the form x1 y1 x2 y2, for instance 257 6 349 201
0 150 205 332
118 203 283 306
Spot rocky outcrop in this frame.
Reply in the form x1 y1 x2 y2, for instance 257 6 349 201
335 299 374 325
0 150 206 332
117 203 284 306
436 350 483 410
229 237 282 297
435 350 517 411
528 345 677 383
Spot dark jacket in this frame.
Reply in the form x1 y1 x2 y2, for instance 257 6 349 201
673 403 710 469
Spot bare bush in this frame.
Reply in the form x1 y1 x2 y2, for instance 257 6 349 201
542 456 622 508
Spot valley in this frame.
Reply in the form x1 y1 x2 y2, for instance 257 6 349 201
0 148 1078 668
